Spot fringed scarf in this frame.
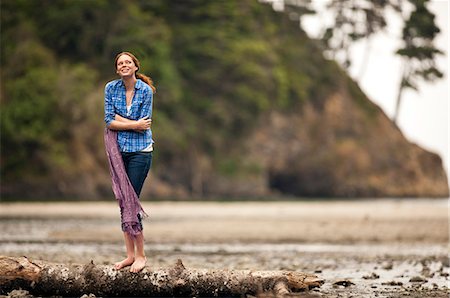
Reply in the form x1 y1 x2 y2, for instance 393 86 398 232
104 128 148 237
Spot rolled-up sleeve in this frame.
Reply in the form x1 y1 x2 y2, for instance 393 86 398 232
104 83 115 127
139 89 153 119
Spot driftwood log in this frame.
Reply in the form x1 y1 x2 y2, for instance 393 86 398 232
0 256 323 297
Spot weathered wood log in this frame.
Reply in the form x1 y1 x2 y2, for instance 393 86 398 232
0 256 323 297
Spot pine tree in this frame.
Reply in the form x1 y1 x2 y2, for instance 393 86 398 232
393 0 443 124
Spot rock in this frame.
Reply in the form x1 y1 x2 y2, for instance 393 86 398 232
332 279 355 287
247 99 450 198
438 256 449 267
421 266 433 278
382 262 393 270
382 281 403 286
362 272 380 279
409 276 427 283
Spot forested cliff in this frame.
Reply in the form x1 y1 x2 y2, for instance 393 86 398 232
1 0 448 199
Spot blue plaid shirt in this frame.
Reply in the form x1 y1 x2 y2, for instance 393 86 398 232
104 79 154 152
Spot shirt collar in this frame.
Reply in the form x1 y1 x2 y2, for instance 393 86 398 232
135 79 144 90
119 78 143 90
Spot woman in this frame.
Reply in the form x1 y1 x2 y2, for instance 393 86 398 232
104 51 156 273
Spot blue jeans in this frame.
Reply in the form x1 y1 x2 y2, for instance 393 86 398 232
121 151 153 196
120 151 152 231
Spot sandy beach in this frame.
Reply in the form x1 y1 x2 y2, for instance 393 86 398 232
0 199 449 297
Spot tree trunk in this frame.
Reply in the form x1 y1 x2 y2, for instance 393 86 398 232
393 62 407 125
393 80 404 125
357 37 372 81
0 256 323 297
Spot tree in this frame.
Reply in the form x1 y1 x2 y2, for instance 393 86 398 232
270 0 443 124
317 0 443 124
393 0 443 124
320 0 392 69
0 256 323 297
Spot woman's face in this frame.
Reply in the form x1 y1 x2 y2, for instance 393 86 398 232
116 54 138 78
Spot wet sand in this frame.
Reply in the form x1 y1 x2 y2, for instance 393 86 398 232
0 199 449 297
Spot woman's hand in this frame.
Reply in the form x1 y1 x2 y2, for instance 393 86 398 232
134 116 152 131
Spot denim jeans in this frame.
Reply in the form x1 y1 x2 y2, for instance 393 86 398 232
120 151 152 231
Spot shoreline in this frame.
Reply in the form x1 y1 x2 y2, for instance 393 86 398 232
1 199 447 244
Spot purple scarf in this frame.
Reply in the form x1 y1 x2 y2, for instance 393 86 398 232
104 128 148 237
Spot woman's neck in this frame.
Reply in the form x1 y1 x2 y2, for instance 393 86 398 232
122 76 137 91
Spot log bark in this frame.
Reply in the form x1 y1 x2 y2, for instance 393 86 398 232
0 256 323 297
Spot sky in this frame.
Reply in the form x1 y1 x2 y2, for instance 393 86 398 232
300 0 449 184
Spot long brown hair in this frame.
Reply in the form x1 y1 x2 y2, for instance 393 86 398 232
115 51 156 93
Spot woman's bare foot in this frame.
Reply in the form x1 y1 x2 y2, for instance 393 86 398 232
114 256 134 270
130 256 147 273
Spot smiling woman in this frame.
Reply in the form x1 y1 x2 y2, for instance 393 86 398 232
103 52 157 273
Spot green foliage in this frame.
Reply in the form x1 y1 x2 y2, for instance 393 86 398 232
1 59 96 178
0 0 352 191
